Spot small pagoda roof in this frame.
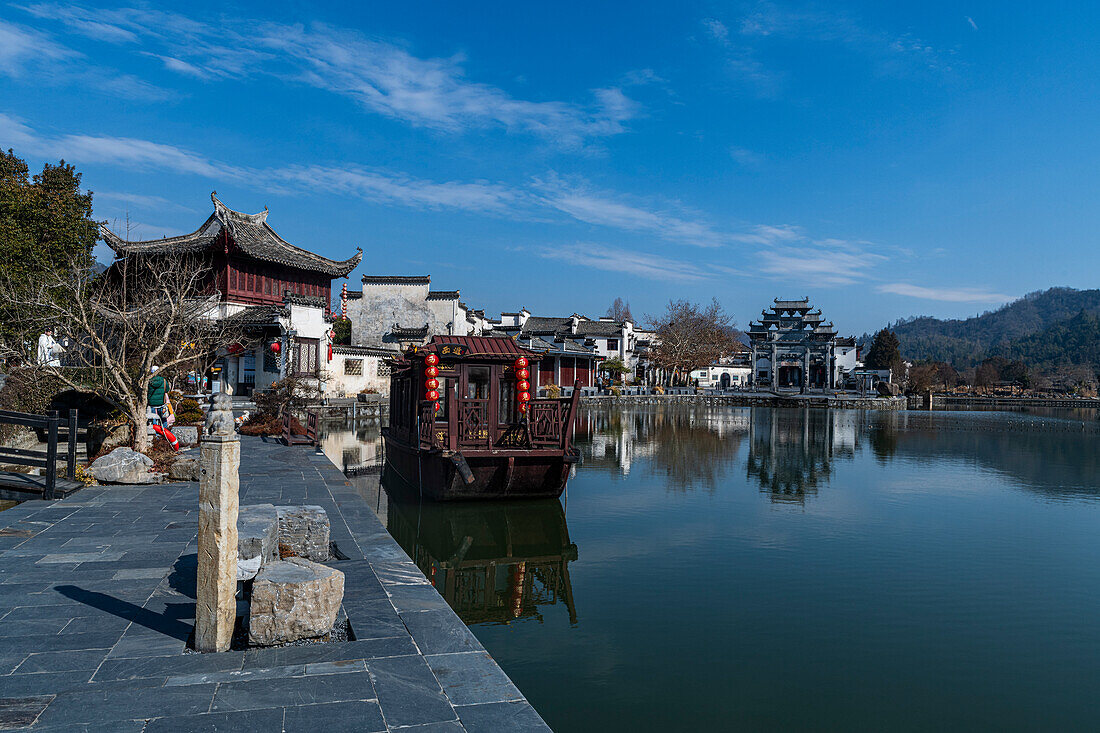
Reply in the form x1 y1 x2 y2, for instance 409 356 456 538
772 297 811 311
100 193 361 277
390 324 430 340
422 335 540 360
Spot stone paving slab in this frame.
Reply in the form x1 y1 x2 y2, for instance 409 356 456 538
0 437 550 731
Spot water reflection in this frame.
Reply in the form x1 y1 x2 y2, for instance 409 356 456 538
576 406 749 491
381 471 579 625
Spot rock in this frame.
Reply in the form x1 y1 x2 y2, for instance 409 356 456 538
237 504 278 581
248 558 344 645
276 506 331 561
174 426 199 447
168 456 200 481
86 447 160 484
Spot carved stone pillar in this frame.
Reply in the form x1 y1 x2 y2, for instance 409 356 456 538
196 393 239 653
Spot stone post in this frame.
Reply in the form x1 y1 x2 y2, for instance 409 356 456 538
195 393 239 653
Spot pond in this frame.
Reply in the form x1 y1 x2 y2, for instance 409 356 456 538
323 405 1100 731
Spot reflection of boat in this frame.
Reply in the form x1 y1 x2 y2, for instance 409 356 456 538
382 336 581 500
384 467 578 625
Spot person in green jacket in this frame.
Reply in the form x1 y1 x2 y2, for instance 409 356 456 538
148 366 169 428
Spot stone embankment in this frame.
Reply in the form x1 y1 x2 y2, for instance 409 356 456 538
581 392 907 410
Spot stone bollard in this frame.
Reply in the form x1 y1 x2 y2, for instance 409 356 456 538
195 393 239 653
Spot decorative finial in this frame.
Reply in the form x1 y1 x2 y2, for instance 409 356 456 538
204 393 236 438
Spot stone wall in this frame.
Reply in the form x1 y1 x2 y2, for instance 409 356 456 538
580 394 908 410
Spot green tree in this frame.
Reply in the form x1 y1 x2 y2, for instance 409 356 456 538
0 150 98 354
332 316 351 345
864 329 903 376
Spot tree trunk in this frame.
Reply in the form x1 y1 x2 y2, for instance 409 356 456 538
131 403 149 453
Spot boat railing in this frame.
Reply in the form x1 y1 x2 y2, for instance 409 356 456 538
456 398 491 448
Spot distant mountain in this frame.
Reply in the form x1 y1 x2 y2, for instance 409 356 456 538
995 310 1100 372
873 287 1100 367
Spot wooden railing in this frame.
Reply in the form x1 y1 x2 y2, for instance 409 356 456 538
457 398 490 448
0 409 79 499
283 409 318 446
527 399 565 446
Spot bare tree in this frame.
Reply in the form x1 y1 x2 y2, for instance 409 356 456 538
0 252 245 452
646 299 739 385
606 297 634 323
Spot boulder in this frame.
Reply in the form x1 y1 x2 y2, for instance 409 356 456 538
276 505 331 561
168 456 200 482
237 504 278 581
248 558 344 645
174 426 199 447
86 447 160 484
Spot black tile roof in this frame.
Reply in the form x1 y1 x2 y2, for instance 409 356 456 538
575 320 623 337
390 324 430 340
426 290 460 301
362 275 431 285
100 193 361 277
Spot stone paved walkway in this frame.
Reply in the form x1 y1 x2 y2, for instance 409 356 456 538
0 437 551 731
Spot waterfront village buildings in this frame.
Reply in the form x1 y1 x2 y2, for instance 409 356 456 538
101 196 861 398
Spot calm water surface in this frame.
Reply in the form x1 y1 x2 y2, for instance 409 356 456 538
324 406 1100 731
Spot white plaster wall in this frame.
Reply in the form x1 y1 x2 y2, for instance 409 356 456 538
328 352 390 396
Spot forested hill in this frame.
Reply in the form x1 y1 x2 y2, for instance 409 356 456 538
872 287 1100 366
995 310 1100 371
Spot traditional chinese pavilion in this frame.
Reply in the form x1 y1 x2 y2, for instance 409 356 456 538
99 193 363 395
747 297 854 391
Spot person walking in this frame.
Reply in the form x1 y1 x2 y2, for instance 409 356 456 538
148 366 170 429
37 328 63 366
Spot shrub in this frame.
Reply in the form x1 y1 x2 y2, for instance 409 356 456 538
545 383 561 399
254 375 321 421
238 412 305 437
175 398 204 424
654 385 665 395
610 386 621 396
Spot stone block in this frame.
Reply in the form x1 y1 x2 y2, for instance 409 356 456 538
87 447 160 484
276 506 331 561
237 504 278 581
174 426 199 447
248 558 345 646
168 456 200 482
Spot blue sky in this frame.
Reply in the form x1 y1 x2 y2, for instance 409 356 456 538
2 1 1098 334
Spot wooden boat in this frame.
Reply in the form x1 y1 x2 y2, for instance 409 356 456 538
382 336 581 501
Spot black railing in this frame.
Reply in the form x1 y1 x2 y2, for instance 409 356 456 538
0 409 79 499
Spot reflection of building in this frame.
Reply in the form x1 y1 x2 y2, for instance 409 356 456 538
383 481 578 625
745 408 852 504
747 298 858 391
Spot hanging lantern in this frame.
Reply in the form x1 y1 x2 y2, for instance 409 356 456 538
424 365 439 378
327 343 333 362
328 329 336 340
425 378 439 390
269 341 281 354
516 368 529 380
425 354 439 366
514 357 528 369
426 390 439 401
517 380 530 392
518 391 531 402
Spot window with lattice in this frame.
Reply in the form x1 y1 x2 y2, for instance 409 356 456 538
263 349 278 373
345 359 363 376
378 362 391 377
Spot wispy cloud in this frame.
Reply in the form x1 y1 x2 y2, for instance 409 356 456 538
876 283 1013 303
536 178 728 247
757 240 886 286
702 18 730 44
729 146 764 167
966 16 979 31
94 192 200 213
18 4 640 148
538 243 733 282
0 19 75 76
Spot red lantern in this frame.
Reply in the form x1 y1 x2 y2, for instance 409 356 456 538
424 354 439 366
328 330 336 340
424 366 439 378
514 357 528 369
426 390 439 401
518 403 528 412
269 341 281 354
518 391 531 402
517 380 530 392
425 378 439 390
516 368 529 380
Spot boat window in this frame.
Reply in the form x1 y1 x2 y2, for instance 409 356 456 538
436 378 452 421
467 367 490 399
499 379 515 424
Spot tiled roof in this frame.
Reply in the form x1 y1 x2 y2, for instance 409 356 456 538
425 335 540 360
521 316 572 333
283 293 328 308
519 335 594 355
345 290 363 300
575 320 622 336
100 193 362 277
362 275 430 285
390 324 430 340
426 290 459 300
227 304 287 326
333 344 398 357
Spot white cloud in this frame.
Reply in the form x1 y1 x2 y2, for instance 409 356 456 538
729 146 764 167
876 283 1013 303
966 16 979 31
757 243 886 286
702 18 730 44
0 19 76 77
536 179 728 247
19 4 639 148
538 243 733 282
